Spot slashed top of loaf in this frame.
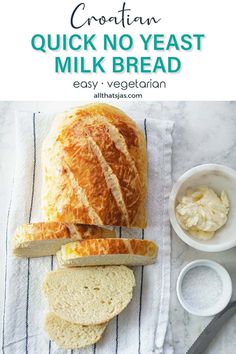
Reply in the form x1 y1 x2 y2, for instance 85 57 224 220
42 103 147 228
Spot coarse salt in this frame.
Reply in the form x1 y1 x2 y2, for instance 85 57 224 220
181 266 223 310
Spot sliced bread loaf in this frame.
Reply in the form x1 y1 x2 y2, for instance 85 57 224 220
12 222 116 258
43 266 135 325
57 238 158 267
44 312 107 349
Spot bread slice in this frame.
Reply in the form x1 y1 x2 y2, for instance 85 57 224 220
44 312 107 349
43 266 135 325
57 238 158 267
12 222 116 258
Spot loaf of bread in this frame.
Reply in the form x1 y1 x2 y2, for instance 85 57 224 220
44 312 107 349
12 222 115 257
57 238 158 267
43 266 135 325
42 103 147 228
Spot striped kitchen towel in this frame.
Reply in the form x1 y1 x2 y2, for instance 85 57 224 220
2 110 174 354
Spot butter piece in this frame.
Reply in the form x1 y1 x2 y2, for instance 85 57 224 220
176 186 229 240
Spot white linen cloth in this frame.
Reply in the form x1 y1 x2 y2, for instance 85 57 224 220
2 111 174 354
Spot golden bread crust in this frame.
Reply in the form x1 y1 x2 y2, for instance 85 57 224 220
42 103 147 228
62 238 157 258
13 222 115 244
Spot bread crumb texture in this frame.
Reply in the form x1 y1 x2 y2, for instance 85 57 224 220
44 312 107 349
43 265 135 325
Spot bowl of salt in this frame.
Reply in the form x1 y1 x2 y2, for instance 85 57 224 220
176 259 232 316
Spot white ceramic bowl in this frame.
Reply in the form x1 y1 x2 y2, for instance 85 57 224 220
176 259 232 316
169 164 236 252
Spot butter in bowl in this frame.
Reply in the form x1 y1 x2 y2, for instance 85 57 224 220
169 164 236 252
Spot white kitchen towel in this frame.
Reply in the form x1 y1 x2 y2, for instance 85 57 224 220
2 111 174 354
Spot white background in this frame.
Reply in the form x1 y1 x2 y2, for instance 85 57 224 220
0 0 236 100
